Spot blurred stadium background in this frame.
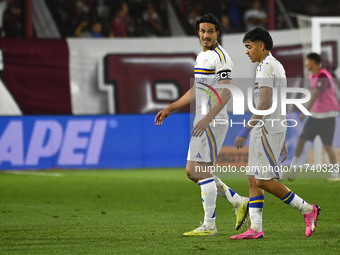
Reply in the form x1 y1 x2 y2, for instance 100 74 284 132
0 0 340 171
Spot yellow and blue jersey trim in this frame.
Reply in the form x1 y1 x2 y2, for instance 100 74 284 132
261 125 268 135
205 126 218 165
211 43 226 64
194 68 215 75
261 134 280 179
257 53 270 72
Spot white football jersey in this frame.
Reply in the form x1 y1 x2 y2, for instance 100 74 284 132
194 43 233 122
251 53 287 137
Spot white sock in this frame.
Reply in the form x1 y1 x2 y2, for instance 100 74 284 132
198 178 217 228
291 156 300 167
249 195 264 232
331 169 339 178
213 175 242 207
249 208 263 232
281 190 312 214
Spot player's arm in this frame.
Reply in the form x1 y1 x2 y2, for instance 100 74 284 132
300 74 330 121
191 79 231 137
155 83 196 126
235 86 272 149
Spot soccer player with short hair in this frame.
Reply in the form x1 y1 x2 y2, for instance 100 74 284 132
289 53 340 182
231 27 321 239
155 13 249 236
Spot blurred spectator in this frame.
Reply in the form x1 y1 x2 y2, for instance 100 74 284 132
42 0 340 38
143 3 163 37
75 20 89 37
133 17 146 37
3 0 22 37
90 20 105 37
276 14 287 30
109 1 129 37
306 0 329 16
75 19 105 38
96 0 110 20
228 0 241 32
186 4 200 30
157 0 170 36
221 14 233 34
68 1 90 37
244 0 267 31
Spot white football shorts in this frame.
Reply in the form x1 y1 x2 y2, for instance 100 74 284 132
246 131 286 180
187 121 228 164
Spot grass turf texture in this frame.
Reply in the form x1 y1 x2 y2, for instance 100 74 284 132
0 169 339 254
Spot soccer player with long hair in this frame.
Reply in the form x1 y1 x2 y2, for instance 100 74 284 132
155 13 248 236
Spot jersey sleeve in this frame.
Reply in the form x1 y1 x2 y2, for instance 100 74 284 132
316 73 330 92
256 62 274 88
214 52 233 81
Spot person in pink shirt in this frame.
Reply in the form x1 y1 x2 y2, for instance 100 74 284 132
290 53 340 182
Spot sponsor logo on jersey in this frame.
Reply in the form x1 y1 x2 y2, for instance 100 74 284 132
195 77 207 83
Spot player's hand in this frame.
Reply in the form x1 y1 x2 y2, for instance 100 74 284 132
191 117 210 137
155 107 171 126
280 140 288 163
235 136 246 150
299 113 305 121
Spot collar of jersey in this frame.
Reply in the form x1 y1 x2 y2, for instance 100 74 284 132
259 53 271 66
211 43 219 50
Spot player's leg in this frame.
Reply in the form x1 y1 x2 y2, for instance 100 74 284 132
208 123 249 230
248 176 264 232
186 160 207 183
184 124 248 235
231 136 265 240
256 178 321 237
288 138 307 181
324 145 337 164
213 175 240 203
183 160 218 236
232 132 320 239
319 117 339 182
202 123 249 229
230 176 264 239
207 124 244 206
289 118 318 181
213 174 249 229
324 145 339 181
292 138 307 162
262 132 320 237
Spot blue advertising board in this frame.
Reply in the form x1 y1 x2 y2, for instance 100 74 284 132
0 114 190 170
1 113 339 170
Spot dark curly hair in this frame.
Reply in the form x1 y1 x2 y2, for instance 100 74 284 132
243 27 273 51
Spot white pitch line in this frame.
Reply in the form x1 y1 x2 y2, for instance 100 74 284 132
4 171 63 177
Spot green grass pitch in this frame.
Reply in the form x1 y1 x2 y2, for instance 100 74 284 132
0 169 339 254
